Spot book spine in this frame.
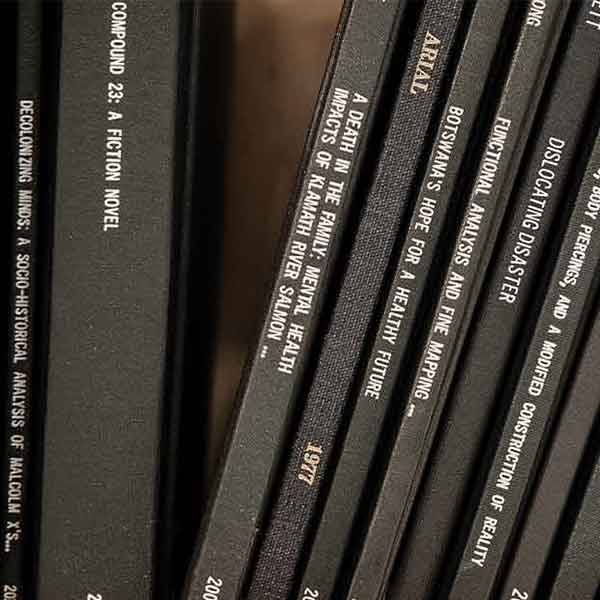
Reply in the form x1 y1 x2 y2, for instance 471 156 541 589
171 2 232 589
346 3 571 600
499 294 600 599
245 3 468 599
391 4 600 599
184 2 409 599
0 0 42 597
154 1 231 595
36 1 184 597
548 446 600 600
296 2 512 599
447 111 600 600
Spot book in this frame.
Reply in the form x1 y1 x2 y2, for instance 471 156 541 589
30 0 60 592
171 5 232 590
184 2 409 599
295 2 513 599
156 1 231 594
36 1 193 597
245 2 469 599
346 3 572 599
498 294 600 599
0 0 42 597
390 3 600 598
446 94 600 600
548 443 600 599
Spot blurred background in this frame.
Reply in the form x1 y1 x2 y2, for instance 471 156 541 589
210 0 344 471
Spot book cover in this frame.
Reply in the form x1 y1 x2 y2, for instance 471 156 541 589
499 292 600 599
170 4 233 590
37 1 190 597
0 0 42 597
155 1 231 595
548 442 600 599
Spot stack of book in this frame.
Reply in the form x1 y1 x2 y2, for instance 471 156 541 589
5 0 600 598
186 1 600 600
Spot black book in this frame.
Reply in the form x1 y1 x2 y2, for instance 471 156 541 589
0 0 42 596
37 1 195 597
499 296 600 599
446 104 600 600
390 3 600 598
246 3 469 598
184 2 408 599
296 2 513 599
548 443 600 599
171 5 232 588
157 2 230 595
346 3 571 600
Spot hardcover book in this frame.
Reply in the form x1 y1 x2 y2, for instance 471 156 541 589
0 0 42 597
499 290 600 599
37 1 198 597
548 442 600 600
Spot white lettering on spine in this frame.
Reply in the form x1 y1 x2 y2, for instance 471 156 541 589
103 3 128 232
261 89 369 375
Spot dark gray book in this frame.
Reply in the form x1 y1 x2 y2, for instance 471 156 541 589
158 2 231 594
296 3 513 599
499 295 600 599
391 3 600 598
184 2 409 599
549 445 600 600
37 1 193 597
346 3 571 599
0 0 42 597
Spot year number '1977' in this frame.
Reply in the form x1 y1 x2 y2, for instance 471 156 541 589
298 443 323 487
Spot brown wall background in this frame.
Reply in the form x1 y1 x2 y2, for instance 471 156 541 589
211 0 343 469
